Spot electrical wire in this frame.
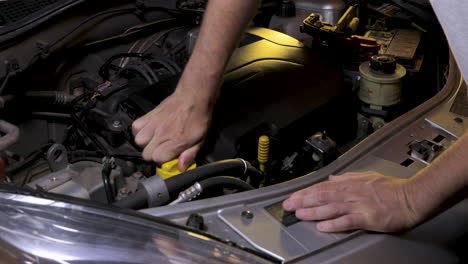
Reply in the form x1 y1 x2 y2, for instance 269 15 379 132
69 109 111 156
21 8 140 72
120 26 186 69
82 18 178 50
151 58 177 75
1 7 181 94
48 8 137 49
123 64 154 85
135 60 159 83
67 90 145 159
99 53 148 80
101 158 115 204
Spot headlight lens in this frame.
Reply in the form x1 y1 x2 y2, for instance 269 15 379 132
0 193 273 264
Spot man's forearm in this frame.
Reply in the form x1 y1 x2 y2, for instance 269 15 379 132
176 0 260 103
406 132 468 220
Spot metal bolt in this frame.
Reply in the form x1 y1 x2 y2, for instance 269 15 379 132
312 153 321 162
241 210 254 220
112 120 122 128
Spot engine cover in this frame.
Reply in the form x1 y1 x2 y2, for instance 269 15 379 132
199 27 355 162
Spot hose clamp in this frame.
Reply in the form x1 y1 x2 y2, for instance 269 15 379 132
139 175 170 207
236 158 248 176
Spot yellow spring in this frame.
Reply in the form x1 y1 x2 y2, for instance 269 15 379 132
258 135 270 173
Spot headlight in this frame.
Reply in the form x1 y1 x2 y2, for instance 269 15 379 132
0 192 274 264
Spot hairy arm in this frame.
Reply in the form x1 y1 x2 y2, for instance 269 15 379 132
283 132 468 232
132 0 260 170
406 131 468 222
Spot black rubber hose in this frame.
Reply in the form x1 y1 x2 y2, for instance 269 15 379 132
165 159 262 193
25 91 77 105
113 188 147 208
113 159 262 209
198 176 254 191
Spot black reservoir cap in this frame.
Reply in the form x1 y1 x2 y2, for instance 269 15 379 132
370 54 397 74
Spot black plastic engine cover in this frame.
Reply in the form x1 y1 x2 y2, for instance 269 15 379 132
199 28 356 163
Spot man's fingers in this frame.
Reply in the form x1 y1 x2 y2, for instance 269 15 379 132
316 214 362 233
132 113 153 135
284 190 344 211
134 122 157 147
295 203 349 221
151 140 185 165
329 171 377 181
142 136 162 161
142 137 200 167
178 144 201 171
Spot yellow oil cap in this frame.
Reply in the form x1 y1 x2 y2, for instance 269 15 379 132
156 159 197 180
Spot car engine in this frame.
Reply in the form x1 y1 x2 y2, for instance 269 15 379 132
0 0 447 209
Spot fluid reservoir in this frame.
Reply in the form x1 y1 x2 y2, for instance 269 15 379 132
359 55 406 107
269 0 346 47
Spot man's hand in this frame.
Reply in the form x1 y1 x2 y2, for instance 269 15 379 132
283 172 423 233
132 87 213 171
131 0 259 171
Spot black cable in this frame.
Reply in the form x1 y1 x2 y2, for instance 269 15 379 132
136 61 159 83
70 90 93 106
69 157 102 164
66 90 116 156
198 176 254 191
69 109 111 156
2 8 179 94
81 18 179 49
22 8 140 72
98 26 185 80
151 58 177 75
165 159 262 193
21 162 50 186
163 58 182 73
123 64 154 85
99 53 148 80
101 159 115 204
48 8 137 50
164 37 186 57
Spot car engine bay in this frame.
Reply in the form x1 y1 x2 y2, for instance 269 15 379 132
0 0 448 210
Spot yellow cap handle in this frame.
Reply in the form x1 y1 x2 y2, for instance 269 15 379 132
156 159 197 180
